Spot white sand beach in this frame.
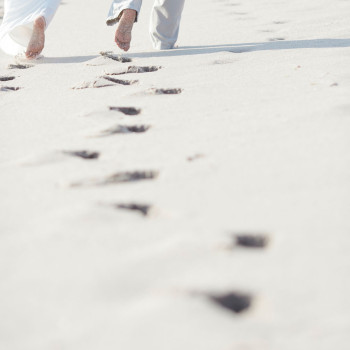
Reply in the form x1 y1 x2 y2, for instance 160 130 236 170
1 0 350 349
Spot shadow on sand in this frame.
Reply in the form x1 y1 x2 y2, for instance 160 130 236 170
126 38 350 58
32 38 350 63
35 55 98 64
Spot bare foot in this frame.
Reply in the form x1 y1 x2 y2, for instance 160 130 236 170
25 17 45 59
115 9 136 52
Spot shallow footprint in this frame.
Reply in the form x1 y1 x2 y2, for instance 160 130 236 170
269 37 286 41
8 64 33 70
105 65 161 76
73 78 115 89
187 154 205 162
73 76 138 89
113 203 152 216
68 170 159 187
0 86 21 91
109 106 141 115
17 150 100 166
63 150 100 160
90 124 150 137
149 88 182 95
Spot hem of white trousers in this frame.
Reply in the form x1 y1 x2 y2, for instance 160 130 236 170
106 6 139 26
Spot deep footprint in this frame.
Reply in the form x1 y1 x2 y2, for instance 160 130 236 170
63 150 100 160
93 124 150 137
113 203 152 216
8 64 33 70
103 76 138 86
210 292 252 314
0 76 16 81
100 51 132 63
235 234 269 248
69 170 159 187
149 88 182 95
109 107 141 115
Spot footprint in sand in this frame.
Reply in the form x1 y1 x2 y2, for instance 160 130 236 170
269 37 286 41
66 170 159 188
103 76 138 86
63 150 100 160
112 203 153 216
0 86 21 91
100 51 132 63
148 88 182 95
8 63 33 70
109 106 141 115
187 154 205 162
88 124 150 137
259 29 275 33
73 78 115 89
73 76 138 89
104 65 161 76
17 150 100 166
234 233 269 248
209 292 252 314
0 76 16 81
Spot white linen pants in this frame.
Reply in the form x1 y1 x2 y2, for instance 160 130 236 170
0 0 61 55
106 0 185 50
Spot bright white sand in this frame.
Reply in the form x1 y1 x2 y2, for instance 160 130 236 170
1 0 350 349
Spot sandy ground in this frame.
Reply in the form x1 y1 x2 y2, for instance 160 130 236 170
1 0 350 349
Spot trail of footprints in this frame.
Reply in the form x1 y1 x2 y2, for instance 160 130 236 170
5 49 269 320
66 51 181 217
218 0 288 42
74 51 268 317
1 63 33 92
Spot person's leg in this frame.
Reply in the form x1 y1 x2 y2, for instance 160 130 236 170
106 0 142 51
0 0 61 57
26 0 61 59
150 0 185 50
25 16 46 59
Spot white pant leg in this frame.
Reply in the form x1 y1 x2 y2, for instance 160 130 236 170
106 0 142 26
41 0 61 27
150 0 185 50
0 0 61 55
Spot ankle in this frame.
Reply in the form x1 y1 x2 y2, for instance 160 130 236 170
121 9 137 21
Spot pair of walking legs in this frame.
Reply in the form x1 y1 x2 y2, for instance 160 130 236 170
0 0 185 59
107 0 186 51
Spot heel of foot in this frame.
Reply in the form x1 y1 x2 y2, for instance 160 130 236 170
34 16 46 30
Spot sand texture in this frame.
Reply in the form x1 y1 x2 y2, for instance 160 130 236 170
1 0 350 349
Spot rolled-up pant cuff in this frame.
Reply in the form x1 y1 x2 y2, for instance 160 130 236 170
106 0 142 26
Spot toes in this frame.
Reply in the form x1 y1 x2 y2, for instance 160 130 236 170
115 39 130 52
26 51 34 59
25 50 40 60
